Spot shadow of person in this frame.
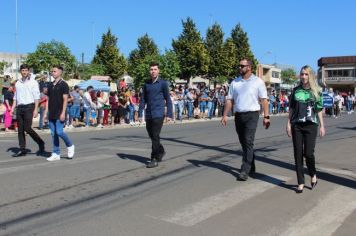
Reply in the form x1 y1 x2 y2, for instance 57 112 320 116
7 147 31 156
117 153 150 164
187 159 240 178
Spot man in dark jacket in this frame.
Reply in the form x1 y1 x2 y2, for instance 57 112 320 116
139 62 173 168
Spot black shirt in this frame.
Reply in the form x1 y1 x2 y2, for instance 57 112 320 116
47 79 69 120
4 90 14 106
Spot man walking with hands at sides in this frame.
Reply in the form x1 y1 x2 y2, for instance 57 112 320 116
139 62 173 168
44 65 75 161
11 64 45 157
221 58 270 181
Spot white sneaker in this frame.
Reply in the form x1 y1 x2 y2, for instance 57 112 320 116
68 125 74 128
67 145 75 159
47 153 61 161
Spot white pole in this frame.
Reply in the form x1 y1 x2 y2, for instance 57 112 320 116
15 0 19 80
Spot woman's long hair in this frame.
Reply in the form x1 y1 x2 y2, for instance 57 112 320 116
300 65 320 99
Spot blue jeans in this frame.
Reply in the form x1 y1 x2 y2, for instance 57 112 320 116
269 103 274 114
200 102 207 113
49 119 73 155
39 107 46 129
187 102 193 118
207 101 213 118
176 102 184 121
129 105 134 122
83 106 91 126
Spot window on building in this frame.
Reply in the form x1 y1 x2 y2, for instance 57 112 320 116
272 71 280 78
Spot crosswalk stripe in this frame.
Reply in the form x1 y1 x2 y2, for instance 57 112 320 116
0 154 113 175
317 166 356 179
280 186 356 236
160 175 290 227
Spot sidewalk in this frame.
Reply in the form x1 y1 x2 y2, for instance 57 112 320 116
0 113 289 136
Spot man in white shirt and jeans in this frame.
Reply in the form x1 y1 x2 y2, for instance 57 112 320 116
11 64 45 157
221 59 270 181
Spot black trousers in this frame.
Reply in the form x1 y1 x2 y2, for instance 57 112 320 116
16 104 44 151
146 118 165 159
292 122 318 185
234 111 259 174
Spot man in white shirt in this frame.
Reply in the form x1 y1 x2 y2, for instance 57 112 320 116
10 64 45 157
82 86 94 127
221 59 270 181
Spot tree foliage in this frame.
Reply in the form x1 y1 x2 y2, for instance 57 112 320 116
231 23 258 75
75 63 105 80
128 34 160 88
25 40 77 76
159 50 180 84
172 17 210 83
92 28 127 80
281 68 297 84
205 23 224 81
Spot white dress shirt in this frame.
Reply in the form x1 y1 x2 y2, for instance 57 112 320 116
226 74 267 112
14 76 41 105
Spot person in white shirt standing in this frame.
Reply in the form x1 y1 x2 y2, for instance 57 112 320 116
10 64 45 157
221 58 270 181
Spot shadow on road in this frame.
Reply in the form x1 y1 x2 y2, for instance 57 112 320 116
338 126 356 131
117 153 150 164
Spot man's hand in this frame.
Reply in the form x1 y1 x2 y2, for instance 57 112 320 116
33 110 38 118
221 116 228 127
60 113 65 122
286 123 292 137
263 118 270 129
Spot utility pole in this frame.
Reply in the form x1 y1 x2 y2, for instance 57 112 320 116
15 0 19 80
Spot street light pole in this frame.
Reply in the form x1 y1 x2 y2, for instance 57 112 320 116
15 0 19 80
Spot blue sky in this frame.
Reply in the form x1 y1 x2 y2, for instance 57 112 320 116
1 0 356 71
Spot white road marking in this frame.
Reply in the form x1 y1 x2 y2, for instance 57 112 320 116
0 154 113 175
100 146 148 152
317 166 356 179
160 175 290 227
280 186 356 236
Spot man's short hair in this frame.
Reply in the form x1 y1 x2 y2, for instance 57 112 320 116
87 86 94 91
149 62 159 68
19 64 30 70
52 65 64 71
74 85 79 90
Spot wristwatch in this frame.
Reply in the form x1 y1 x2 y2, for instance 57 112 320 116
264 116 270 119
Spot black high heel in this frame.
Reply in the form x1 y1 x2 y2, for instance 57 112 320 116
311 180 318 190
296 185 304 194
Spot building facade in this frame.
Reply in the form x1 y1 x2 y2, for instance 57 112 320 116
0 52 28 79
256 64 282 92
318 56 356 93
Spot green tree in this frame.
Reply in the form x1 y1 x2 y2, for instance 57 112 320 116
76 63 105 80
172 17 210 83
25 40 77 76
0 61 9 74
220 38 238 81
281 68 297 84
205 23 225 86
231 23 258 75
159 50 180 85
92 28 127 80
128 34 160 88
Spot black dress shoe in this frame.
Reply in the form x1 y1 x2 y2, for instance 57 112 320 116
156 151 166 162
237 172 248 181
311 180 318 190
37 143 46 156
146 159 159 168
12 151 27 157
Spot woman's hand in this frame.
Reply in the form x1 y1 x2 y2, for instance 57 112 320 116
319 126 325 138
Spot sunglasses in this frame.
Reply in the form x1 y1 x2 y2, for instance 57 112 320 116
239 64 249 68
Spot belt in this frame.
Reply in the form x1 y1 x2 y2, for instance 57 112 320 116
17 103 35 108
235 111 259 115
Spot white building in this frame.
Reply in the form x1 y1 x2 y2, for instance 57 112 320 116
0 52 28 79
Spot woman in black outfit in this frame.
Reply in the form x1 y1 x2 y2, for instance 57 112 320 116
286 65 325 193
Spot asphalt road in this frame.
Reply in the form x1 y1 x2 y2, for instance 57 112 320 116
0 114 355 236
